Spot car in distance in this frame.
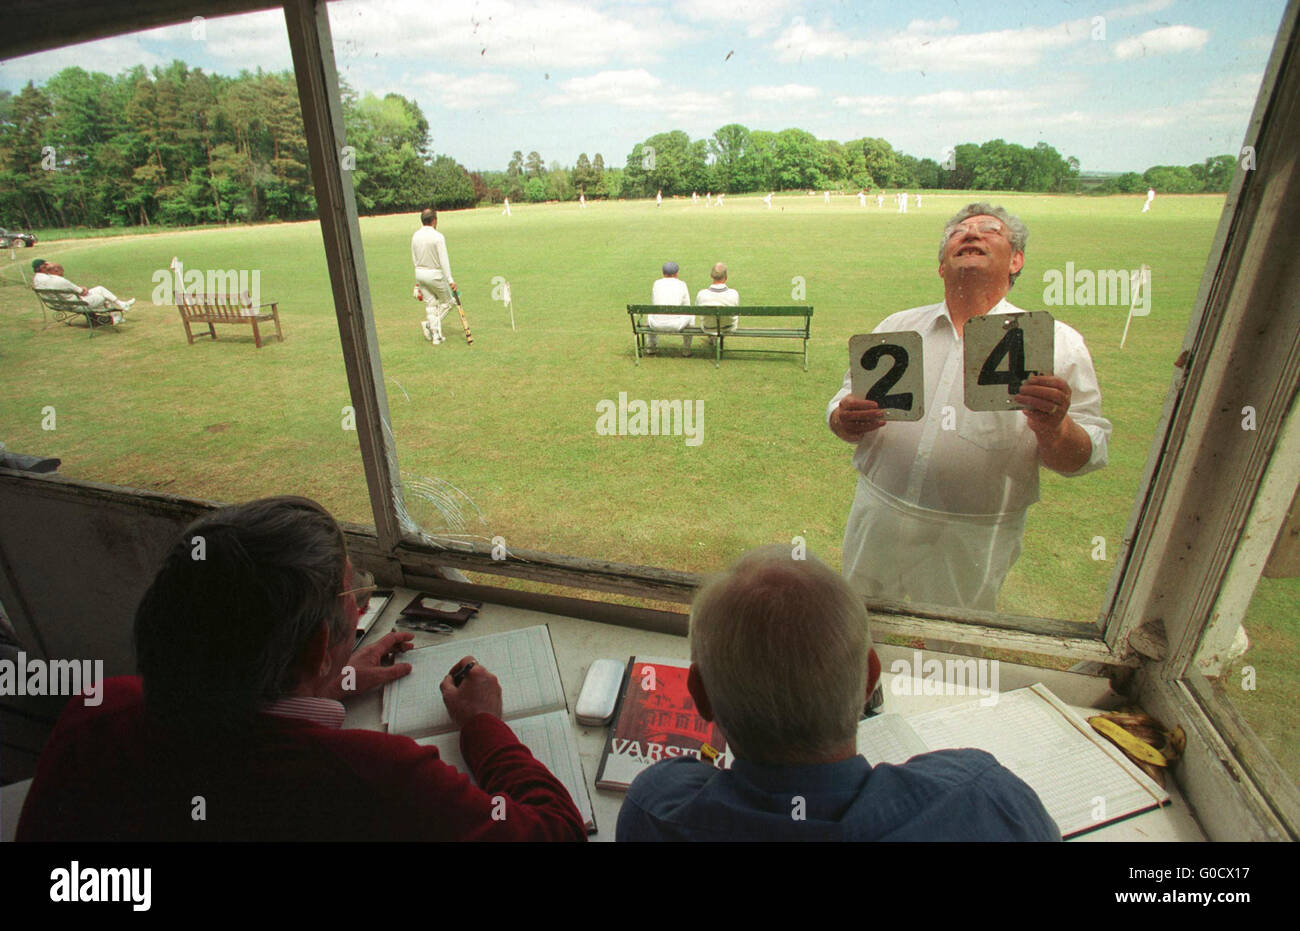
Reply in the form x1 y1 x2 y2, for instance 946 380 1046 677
0 227 39 248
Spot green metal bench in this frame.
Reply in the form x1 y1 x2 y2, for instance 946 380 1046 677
627 304 813 369
33 288 123 338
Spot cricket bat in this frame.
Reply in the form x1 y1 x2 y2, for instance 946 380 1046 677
452 286 473 345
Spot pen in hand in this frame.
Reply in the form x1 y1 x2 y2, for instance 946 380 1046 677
452 661 476 686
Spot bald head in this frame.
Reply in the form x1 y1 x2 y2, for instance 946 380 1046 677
710 263 727 283
689 545 873 764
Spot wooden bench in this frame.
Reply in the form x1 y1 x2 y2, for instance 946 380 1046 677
177 293 283 348
627 304 813 369
33 288 124 338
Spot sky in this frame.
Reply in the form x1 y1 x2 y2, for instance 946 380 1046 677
0 0 1287 174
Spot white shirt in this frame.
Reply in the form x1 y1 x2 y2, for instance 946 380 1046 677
695 283 739 308
33 272 81 293
411 225 452 280
647 277 693 329
826 299 1111 517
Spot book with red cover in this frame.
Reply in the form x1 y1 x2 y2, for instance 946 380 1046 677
594 656 734 791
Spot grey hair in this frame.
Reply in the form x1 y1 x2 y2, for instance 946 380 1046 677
710 262 727 282
939 202 1029 287
689 545 873 764
135 496 350 729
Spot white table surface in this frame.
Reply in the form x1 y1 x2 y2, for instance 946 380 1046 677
345 588 1206 842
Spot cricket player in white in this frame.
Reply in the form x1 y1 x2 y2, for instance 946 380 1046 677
411 207 456 345
645 261 693 356
858 191 867 207
696 262 739 349
32 259 135 321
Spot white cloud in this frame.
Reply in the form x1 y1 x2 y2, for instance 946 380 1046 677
327 0 687 70
1113 25 1210 60
832 94 899 116
903 17 959 33
772 15 1098 71
672 0 798 38
1103 0 1175 18
548 69 663 107
405 71 521 110
0 10 290 86
833 83 1092 125
1200 71 1263 112
748 84 819 102
870 20 1092 72
195 10 293 70
909 89 1044 115
1 27 174 84
544 68 730 122
772 21 872 63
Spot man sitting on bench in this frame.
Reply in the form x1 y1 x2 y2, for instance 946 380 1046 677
32 259 135 323
645 261 693 357
696 262 739 349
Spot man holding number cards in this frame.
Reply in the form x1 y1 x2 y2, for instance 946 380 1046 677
827 204 1111 612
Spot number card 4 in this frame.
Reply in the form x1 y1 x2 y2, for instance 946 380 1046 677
849 332 925 422
963 312 1055 412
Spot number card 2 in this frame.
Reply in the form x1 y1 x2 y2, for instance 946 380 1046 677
849 332 925 422
963 312 1055 411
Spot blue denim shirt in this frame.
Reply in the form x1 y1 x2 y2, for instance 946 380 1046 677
616 748 1061 842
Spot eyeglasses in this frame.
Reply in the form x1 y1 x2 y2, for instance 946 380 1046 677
945 219 1007 241
338 569 377 614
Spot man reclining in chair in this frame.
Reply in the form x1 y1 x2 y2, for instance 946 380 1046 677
32 258 136 324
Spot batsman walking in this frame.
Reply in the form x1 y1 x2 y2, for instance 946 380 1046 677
411 207 456 345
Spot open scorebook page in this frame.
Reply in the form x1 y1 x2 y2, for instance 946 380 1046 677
382 625 566 739
417 710 596 833
857 684 1169 838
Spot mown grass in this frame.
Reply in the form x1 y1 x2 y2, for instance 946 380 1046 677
0 191 1294 779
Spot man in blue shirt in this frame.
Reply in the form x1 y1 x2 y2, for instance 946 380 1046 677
616 546 1060 841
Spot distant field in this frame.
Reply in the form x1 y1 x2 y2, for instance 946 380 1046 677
1 192 1294 775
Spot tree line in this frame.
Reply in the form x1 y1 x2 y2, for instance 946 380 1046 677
0 62 478 230
0 62 1236 231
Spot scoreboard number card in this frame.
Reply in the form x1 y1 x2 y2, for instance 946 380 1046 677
963 311 1055 411
849 331 925 422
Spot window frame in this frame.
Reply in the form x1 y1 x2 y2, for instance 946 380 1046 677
6 0 1298 838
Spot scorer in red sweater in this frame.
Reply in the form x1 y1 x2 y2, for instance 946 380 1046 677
17 676 585 842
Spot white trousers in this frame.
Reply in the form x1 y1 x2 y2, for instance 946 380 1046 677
841 476 1026 613
414 270 452 340
84 286 125 311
